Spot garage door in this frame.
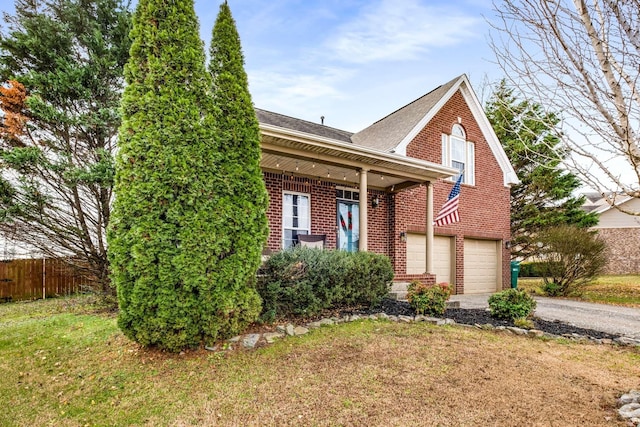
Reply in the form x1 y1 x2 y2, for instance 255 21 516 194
463 239 499 294
406 234 453 284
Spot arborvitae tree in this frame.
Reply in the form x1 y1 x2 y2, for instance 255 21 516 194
0 0 131 295
485 80 598 260
108 0 249 351
205 1 268 335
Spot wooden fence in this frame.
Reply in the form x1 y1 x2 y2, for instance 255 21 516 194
0 258 87 302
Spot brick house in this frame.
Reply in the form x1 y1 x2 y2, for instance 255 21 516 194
257 75 519 294
584 194 640 274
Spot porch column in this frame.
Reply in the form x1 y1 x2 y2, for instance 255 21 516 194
359 168 368 251
426 181 434 275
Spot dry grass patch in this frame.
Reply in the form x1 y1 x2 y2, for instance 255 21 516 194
518 275 640 307
1 298 639 426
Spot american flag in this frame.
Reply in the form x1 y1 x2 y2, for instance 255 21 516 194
434 174 463 226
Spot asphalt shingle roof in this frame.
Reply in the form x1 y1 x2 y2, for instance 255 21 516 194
256 108 353 143
350 76 462 152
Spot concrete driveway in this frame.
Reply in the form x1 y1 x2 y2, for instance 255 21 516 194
449 293 640 339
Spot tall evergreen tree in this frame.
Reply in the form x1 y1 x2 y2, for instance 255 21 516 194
109 0 255 351
485 80 598 260
0 0 131 294
206 1 268 334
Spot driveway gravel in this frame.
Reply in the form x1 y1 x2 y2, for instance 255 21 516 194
450 293 640 339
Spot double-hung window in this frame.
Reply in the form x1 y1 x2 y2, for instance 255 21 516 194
282 192 310 249
441 124 475 185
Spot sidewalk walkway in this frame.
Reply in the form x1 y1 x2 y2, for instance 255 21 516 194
449 293 640 339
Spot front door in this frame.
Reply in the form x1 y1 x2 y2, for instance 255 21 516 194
337 201 359 252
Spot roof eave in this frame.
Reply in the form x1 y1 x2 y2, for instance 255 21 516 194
259 123 458 182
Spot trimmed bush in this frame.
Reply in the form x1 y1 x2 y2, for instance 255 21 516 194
406 281 452 316
256 247 394 319
488 289 537 320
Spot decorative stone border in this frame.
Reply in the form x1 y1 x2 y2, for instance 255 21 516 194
204 312 640 352
618 390 640 426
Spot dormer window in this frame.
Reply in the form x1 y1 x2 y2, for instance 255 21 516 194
441 124 475 185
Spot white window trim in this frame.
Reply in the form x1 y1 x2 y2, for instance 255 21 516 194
282 191 311 249
441 129 475 186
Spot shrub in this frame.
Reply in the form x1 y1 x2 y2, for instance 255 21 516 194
256 247 394 319
513 317 535 329
488 289 537 320
537 225 607 296
406 281 452 316
519 261 561 278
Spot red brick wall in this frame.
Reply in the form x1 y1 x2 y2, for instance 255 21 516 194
398 90 511 293
263 172 390 256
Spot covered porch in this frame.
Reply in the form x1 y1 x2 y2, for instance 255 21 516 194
259 119 457 278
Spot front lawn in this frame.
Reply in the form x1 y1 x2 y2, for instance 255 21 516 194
518 275 640 307
1 296 639 426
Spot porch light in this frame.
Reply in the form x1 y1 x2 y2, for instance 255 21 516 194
371 195 380 208
399 232 407 242
505 240 512 249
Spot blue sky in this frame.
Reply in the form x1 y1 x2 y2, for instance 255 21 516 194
0 0 502 132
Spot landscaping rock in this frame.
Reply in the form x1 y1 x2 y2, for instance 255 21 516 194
387 315 398 322
285 324 295 336
307 321 323 329
263 332 284 344
319 318 335 326
506 327 527 335
398 315 413 323
242 334 261 349
293 326 309 336
228 336 242 343
528 330 544 338
615 337 640 347
619 391 640 406
618 403 640 420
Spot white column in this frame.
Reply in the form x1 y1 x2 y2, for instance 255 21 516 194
359 169 368 252
426 181 434 275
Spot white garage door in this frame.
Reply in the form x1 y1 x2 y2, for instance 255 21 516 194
406 234 453 284
463 239 499 294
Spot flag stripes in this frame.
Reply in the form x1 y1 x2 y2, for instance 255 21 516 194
434 174 462 226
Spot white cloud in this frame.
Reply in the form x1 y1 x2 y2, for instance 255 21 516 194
327 0 480 63
249 67 356 120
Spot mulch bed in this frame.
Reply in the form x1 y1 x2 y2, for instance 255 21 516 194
341 298 620 340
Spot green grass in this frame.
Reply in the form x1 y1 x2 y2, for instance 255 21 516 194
517 275 640 307
0 296 639 426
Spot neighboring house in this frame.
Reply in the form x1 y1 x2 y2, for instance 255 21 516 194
585 193 640 274
258 74 519 294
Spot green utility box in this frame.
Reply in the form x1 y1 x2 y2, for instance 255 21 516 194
510 261 520 289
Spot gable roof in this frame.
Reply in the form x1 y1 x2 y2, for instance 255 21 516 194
582 192 634 214
350 74 519 187
256 108 353 143
350 76 459 152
